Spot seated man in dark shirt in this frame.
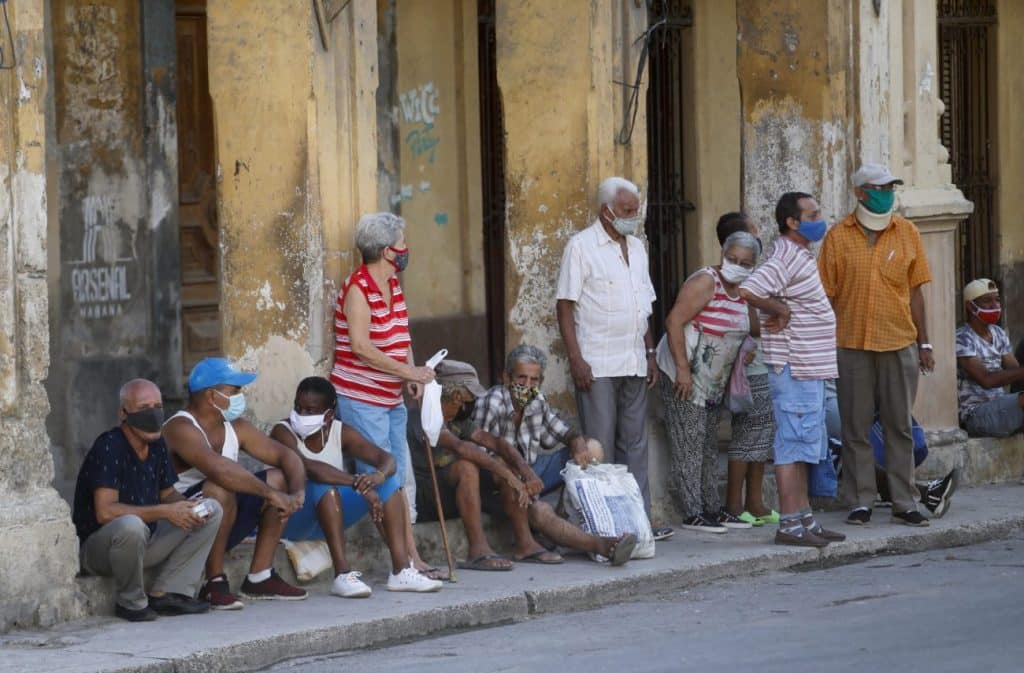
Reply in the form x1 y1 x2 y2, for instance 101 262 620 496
73 379 223 622
410 361 636 570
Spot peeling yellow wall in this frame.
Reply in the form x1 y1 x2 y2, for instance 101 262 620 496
207 0 378 422
394 0 483 320
498 1 647 401
996 0 1024 342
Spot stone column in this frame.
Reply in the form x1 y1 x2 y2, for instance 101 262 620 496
0 0 82 630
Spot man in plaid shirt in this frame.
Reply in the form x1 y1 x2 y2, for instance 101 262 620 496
473 345 602 497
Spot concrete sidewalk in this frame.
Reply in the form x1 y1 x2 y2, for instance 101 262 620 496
2 483 1022 673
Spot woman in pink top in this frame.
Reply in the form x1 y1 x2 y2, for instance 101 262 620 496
333 212 439 578
654 231 760 534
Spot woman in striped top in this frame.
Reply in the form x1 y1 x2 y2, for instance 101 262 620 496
654 231 761 534
332 212 439 577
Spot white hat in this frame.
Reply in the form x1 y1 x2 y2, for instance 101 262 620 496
963 278 999 303
852 163 904 188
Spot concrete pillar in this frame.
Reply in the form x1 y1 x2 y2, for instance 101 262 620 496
496 0 648 399
206 0 379 421
0 0 82 630
865 0 972 430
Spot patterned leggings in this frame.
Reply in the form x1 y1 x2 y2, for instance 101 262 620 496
659 377 722 519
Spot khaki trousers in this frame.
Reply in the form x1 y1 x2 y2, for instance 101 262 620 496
836 345 920 513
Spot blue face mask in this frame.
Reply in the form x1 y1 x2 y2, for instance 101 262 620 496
861 188 896 214
796 218 828 243
214 390 246 422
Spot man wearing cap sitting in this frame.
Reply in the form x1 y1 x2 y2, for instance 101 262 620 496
73 379 222 621
162 357 308 609
955 278 1024 437
818 163 934 528
409 359 637 569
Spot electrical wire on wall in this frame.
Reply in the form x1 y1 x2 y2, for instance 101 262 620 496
0 0 17 70
615 17 666 145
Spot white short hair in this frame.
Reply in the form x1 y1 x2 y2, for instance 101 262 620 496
355 212 406 262
597 177 640 207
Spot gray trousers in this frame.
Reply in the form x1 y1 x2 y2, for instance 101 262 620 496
837 345 919 513
575 376 651 515
80 501 223 610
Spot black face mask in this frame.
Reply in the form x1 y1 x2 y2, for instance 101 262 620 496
124 407 165 433
453 402 474 422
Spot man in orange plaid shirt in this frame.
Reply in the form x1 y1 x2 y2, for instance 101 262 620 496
818 163 934 528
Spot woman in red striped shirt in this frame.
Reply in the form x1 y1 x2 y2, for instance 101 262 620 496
333 212 439 578
654 231 761 534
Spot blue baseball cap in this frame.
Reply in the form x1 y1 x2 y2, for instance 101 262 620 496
188 357 257 392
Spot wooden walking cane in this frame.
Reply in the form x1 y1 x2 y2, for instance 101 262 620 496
424 440 456 582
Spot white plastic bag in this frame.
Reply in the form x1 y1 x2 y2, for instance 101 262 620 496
561 462 655 560
419 349 448 447
280 539 332 582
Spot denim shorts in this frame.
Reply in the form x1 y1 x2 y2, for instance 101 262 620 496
964 393 1024 438
531 447 571 494
767 364 828 465
336 396 411 484
283 474 401 541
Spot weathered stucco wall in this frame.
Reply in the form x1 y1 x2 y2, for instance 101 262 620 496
498 0 648 404
996 0 1024 346
736 0 853 239
46 0 181 499
0 0 82 631
208 0 378 423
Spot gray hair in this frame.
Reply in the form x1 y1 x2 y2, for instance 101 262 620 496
505 344 548 376
355 212 406 262
597 177 639 207
119 378 158 409
722 230 760 261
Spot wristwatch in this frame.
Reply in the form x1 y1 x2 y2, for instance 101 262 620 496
918 343 933 351
645 347 656 357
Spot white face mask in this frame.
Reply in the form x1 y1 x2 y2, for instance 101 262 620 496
289 410 327 439
605 205 643 236
720 260 752 284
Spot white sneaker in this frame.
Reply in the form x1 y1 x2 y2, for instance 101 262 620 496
331 571 372 598
386 564 443 593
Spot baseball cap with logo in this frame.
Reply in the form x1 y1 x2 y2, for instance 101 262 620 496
852 163 904 188
188 357 257 393
435 359 487 398
963 278 999 303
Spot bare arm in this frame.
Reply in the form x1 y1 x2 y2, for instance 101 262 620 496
557 298 596 391
747 303 761 338
344 288 433 384
663 273 714 399
164 420 277 499
474 430 534 480
739 288 790 332
234 419 307 496
958 356 1024 389
439 430 521 484
94 487 201 531
910 285 935 372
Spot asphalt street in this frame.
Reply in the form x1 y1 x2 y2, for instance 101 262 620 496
267 530 1024 673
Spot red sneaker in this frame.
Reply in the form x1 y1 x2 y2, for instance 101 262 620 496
240 569 308 601
199 574 244 610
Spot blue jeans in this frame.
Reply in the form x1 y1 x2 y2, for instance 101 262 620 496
531 447 571 494
767 364 828 465
336 396 410 484
283 474 401 540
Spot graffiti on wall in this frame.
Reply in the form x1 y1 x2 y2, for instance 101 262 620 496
69 194 134 319
400 81 441 164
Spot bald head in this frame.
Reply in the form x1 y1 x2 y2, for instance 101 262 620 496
119 379 162 413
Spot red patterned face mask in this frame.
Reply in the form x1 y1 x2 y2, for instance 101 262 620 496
970 301 1002 325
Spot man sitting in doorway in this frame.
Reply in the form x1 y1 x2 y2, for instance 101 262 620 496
955 278 1024 437
162 357 308 609
409 359 636 569
269 376 442 594
73 379 221 621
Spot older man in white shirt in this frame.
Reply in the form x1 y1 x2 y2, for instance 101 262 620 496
556 177 664 530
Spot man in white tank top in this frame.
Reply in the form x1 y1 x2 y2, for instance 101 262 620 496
163 358 309 609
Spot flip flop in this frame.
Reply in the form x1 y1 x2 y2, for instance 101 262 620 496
417 565 450 581
609 533 637 567
515 549 564 565
456 554 514 571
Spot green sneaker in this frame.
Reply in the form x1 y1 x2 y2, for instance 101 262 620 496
738 511 764 527
756 510 780 525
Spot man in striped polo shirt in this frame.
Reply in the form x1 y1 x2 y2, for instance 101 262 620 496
739 192 845 547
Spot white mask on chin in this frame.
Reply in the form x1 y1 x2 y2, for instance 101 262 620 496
289 410 327 439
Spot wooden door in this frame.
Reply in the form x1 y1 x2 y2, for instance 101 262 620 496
176 2 221 374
